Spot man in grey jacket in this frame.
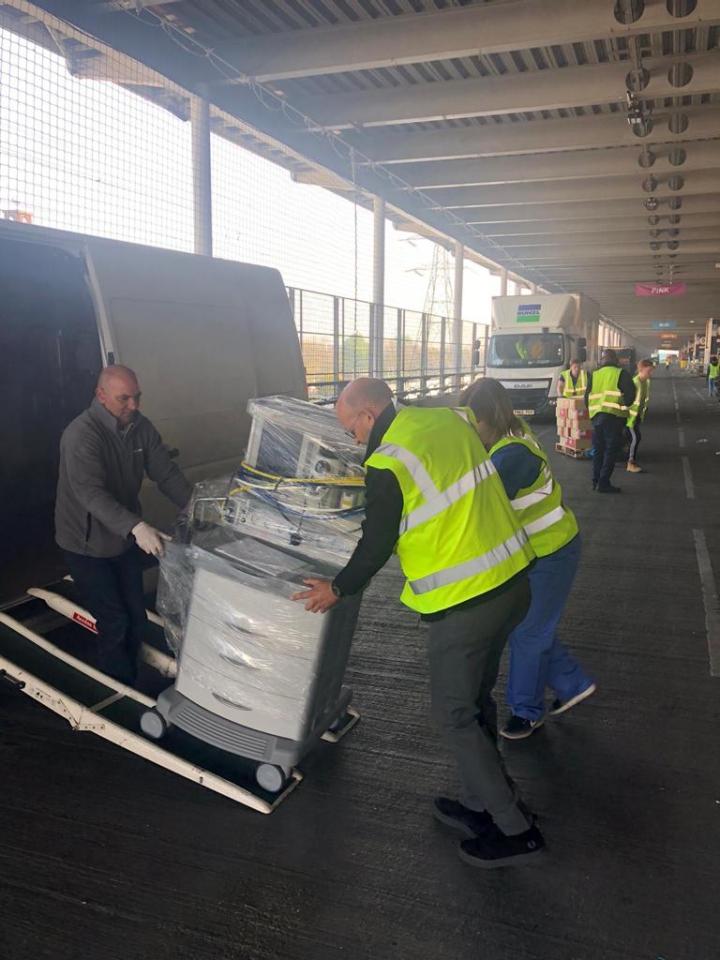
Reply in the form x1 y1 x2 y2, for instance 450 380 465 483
56 365 192 683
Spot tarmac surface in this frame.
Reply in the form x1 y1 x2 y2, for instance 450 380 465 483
1 368 718 960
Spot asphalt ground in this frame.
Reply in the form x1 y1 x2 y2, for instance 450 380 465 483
1 367 718 960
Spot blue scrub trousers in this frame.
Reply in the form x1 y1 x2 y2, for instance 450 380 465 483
507 535 592 721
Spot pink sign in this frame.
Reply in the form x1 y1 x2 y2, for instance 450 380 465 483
635 282 687 297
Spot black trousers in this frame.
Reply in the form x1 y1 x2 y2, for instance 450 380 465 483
64 547 148 684
426 575 531 835
591 413 626 488
626 423 642 463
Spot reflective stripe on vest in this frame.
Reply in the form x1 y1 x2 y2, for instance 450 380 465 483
398 459 497 535
489 432 579 558
365 406 534 614
408 531 529 595
627 375 650 428
588 366 629 419
561 368 586 398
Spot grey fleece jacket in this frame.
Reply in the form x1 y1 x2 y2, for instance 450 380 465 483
55 399 193 558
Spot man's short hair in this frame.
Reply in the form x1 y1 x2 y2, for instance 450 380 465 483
601 349 619 365
638 358 654 369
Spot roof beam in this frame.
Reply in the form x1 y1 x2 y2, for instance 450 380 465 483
465 194 720 224
295 52 720 129
514 240 720 261
501 227 720 248
432 170 720 208
393 140 720 189
213 0 720 82
359 108 720 163
471 212 720 237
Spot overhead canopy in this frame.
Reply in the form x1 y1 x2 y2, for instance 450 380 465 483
11 0 720 347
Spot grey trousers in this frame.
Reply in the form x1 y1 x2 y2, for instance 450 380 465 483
426 574 531 836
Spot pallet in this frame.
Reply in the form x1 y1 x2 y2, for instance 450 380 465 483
555 442 588 460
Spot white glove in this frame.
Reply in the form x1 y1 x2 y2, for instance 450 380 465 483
131 521 169 557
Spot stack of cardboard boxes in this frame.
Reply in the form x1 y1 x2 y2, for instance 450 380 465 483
556 397 591 455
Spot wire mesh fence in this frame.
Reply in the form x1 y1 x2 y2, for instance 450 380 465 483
289 287 487 403
0 5 492 402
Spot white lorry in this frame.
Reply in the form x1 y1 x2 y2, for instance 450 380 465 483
485 293 600 419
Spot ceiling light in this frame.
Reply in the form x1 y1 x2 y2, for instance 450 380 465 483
644 197 659 210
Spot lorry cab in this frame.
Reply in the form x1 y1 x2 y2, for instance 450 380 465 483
485 294 599 419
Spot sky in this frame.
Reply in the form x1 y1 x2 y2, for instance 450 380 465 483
0 25 504 331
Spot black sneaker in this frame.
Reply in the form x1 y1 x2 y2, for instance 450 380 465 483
597 483 621 493
459 823 545 869
433 797 493 837
500 715 544 740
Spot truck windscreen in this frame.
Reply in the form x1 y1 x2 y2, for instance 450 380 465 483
489 333 564 368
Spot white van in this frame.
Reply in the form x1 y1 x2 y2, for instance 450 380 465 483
0 221 306 604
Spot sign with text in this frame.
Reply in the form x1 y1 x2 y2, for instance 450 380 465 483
516 303 542 323
635 282 687 297
651 320 677 330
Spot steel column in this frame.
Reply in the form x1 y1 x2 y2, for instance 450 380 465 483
190 93 213 256
372 196 386 378
453 240 464 390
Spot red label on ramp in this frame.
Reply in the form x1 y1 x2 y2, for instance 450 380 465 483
72 612 98 633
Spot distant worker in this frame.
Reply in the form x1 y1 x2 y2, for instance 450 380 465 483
460 379 595 741
557 358 587 399
626 359 655 474
293 378 545 869
585 349 636 494
515 337 530 361
708 355 719 398
55 365 192 684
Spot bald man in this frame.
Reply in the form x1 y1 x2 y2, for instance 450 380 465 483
55 365 192 684
293 379 545 869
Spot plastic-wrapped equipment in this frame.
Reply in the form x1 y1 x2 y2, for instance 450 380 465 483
147 396 365 779
191 395 366 563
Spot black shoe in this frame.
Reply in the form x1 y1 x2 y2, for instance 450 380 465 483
597 483 621 493
500 715 544 741
459 824 546 869
433 797 493 837
591 479 598 490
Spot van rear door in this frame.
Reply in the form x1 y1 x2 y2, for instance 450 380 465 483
84 239 306 496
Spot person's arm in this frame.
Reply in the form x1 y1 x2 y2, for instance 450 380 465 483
141 422 193 509
491 444 543 501
63 431 140 538
557 376 565 396
333 466 402 595
293 466 402 612
619 369 636 408
584 370 592 409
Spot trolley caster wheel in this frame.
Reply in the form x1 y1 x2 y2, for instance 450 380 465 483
140 709 168 740
255 763 289 793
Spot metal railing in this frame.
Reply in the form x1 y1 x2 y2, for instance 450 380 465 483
288 287 487 404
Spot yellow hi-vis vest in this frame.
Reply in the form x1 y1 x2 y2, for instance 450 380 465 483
627 375 651 429
588 366 629 419
365 406 535 614
561 368 587 398
489 432 579 558
709 363 719 379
